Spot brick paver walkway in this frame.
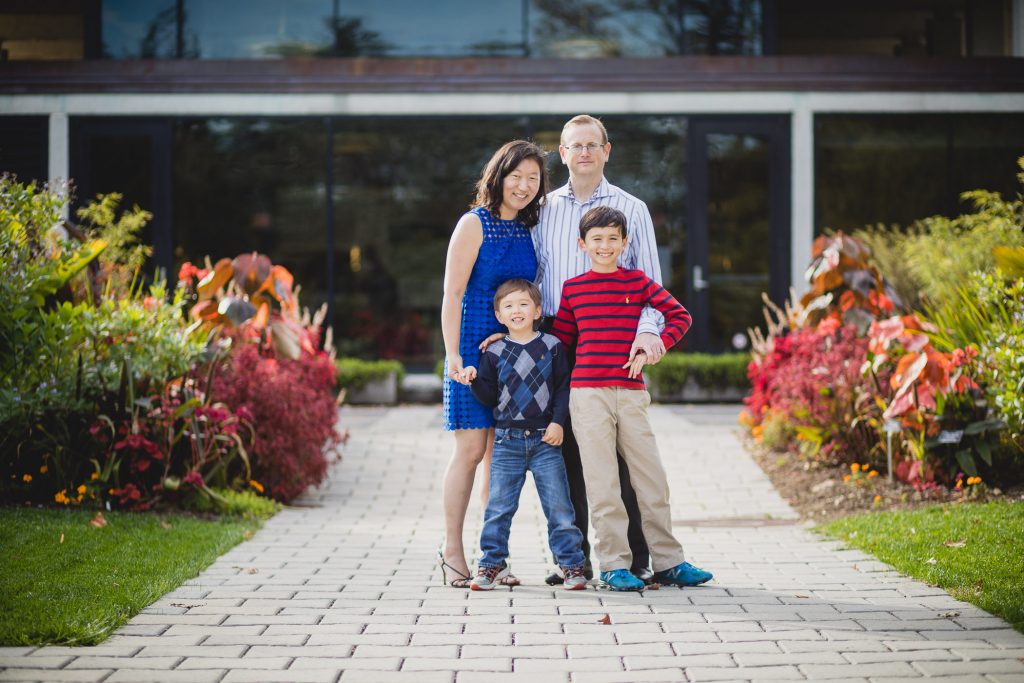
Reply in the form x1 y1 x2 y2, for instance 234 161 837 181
2 404 1023 683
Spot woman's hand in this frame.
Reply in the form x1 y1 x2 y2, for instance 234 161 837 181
460 366 477 384
447 354 465 381
478 332 505 351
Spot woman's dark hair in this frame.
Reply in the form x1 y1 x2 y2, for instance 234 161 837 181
473 140 548 228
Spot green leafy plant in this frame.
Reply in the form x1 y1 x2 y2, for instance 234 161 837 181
335 357 406 391
644 352 748 395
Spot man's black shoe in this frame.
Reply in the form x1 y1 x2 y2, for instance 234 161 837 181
631 566 656 585
545 562 593 585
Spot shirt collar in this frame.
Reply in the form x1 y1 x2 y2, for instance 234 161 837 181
556 177 611 204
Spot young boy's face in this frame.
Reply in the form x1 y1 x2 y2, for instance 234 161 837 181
494 289 541 334
578 224 627 270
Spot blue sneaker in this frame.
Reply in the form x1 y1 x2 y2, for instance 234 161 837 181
600 568 645 591
654 562 713 587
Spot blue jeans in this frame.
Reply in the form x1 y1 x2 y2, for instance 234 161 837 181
478 427 585 570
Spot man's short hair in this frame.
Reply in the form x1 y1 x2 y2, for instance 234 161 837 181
493 278 542 310
579 206 627 240
561 114 608 145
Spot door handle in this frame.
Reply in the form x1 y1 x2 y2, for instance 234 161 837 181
693 265 709 292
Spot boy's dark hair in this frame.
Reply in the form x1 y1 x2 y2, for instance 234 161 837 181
493 278 541 310
579 206 627 239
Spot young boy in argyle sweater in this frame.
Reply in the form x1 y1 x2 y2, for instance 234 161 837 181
551 206 713 592
462 279 588 590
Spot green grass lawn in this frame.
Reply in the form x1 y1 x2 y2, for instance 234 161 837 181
820 500 1024 632
0 507 262 646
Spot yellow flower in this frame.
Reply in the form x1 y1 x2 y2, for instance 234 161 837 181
873 495 882 504
90 472 99 480
248 480 264 494
843 475 851 482
39 465 48 474
22 474 32 483
77 484 87 495
850 463 860 474
54 490 67 504
862 463 870 472
867 470 878 478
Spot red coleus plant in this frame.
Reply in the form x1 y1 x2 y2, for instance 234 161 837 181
864 314 990 488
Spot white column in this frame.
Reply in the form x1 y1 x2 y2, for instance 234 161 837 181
790 98 814 298
48 112 69 217
1014 0 1024 56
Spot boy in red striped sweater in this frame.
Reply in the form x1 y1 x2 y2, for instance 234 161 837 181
551 206 713 591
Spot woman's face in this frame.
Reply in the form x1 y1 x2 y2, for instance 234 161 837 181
498 158 542 219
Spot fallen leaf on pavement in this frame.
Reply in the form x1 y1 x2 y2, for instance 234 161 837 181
598 614 611 625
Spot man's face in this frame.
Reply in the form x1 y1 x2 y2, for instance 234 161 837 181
559 123 610 180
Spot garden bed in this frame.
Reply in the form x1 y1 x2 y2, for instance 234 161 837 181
749 439 1022 522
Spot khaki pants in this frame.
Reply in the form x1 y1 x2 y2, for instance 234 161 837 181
569 386 686 573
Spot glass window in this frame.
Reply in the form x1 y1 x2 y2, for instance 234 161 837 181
101 0 524 58
529 0 762 57
0 0 91 61
815 114 1024 234
172 118 329 317
98 0 763 59
776 0 1008 57
330 116 527 367
0 117 48 184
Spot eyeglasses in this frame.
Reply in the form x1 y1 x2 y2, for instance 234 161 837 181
563 143 604 155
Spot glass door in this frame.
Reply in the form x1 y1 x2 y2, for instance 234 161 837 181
70 118 174 277
685 116 790 352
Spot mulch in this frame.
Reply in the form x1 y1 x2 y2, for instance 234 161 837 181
746 438 1021 522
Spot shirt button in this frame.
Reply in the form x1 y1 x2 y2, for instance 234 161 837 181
524 430 531 436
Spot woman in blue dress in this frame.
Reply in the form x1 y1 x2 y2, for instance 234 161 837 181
439 140 547 587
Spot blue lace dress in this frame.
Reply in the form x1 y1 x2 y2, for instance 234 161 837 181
444 207 538 431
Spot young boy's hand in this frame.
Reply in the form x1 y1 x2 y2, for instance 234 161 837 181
541 423 564 446
623 350 648 379
458 366 477 384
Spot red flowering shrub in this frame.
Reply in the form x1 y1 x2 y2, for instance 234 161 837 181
214 344 339 502
84 381 255 510
746 324 891 464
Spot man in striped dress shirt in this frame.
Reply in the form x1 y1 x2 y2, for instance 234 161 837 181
532 114 665 585
551 206 713 591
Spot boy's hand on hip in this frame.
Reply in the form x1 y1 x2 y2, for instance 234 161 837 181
631 332 666 364
624 351 648 379
542 423 564 446
478 332 504 351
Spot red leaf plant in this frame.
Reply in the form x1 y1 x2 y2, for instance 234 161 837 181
213 344 340 503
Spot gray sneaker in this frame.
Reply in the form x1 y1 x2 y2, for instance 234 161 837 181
562 566 589 590
470 564 509 591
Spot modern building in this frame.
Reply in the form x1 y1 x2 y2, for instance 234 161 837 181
2 0 1023 366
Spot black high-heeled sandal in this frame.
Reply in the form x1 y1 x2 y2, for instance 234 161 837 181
437 550 472 588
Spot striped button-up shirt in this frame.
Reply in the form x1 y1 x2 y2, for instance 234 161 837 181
533 178 664 336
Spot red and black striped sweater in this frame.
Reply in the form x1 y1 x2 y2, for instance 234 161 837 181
551 268 692 389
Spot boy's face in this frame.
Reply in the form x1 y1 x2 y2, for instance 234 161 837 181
494 289 541 334
578 225 627 269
